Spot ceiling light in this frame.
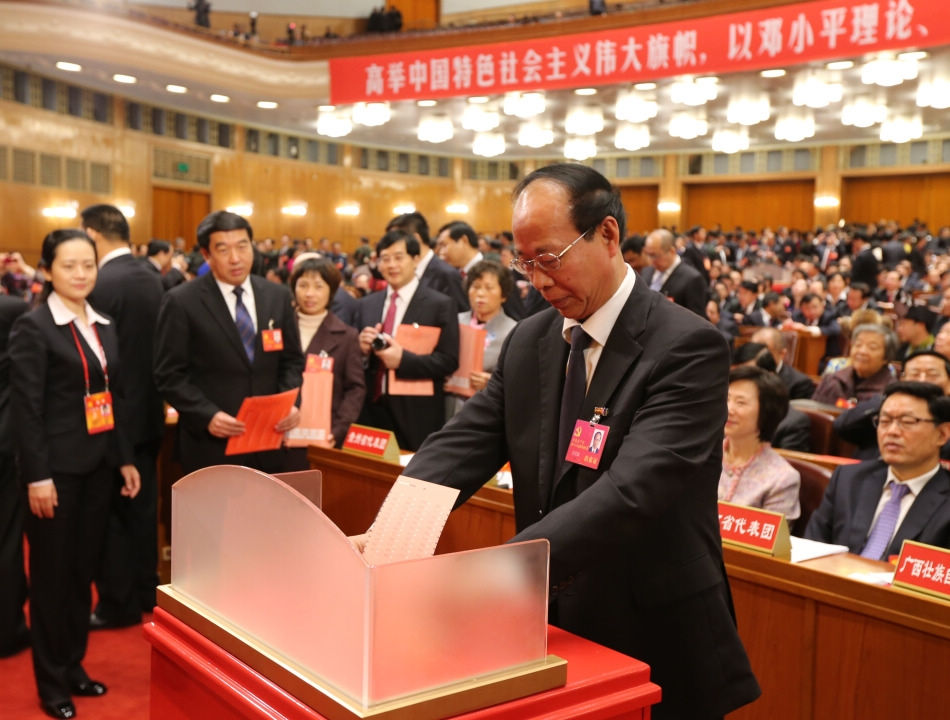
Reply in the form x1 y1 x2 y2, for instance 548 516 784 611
711 127 750 154
826 60 854 71
166 84 187 94
669 110 708 139
393 203 416 214
472 132 505 158
861 52 919 87
446 202 469 214
318 104 335 111
814 196 840 208
416 99 437 107
41 201 78 219
564 136 597 161
116 203 136 219
335 203 360 216
55 61 81 72
670 76 718 106
658 201 681 213
352 101 391 127
517 120 554 148
760 69 786 78
726 92 770 125
899 51 928 62
774 110 815 142
113 74 137 84
615 90 658 123
502 91 546 118
257 101 278 109
226 203 254 217
462 104 500 132
614 123 650 151
917 71 950 109
565 106 604 135
841 96 887 127
316 108 352 137
792 70 842 108
879 114 922 143
417 114 454 143
282 203 308 217
210 94 230 103
467 96 489 104
634 82 657 91
574 88 597 96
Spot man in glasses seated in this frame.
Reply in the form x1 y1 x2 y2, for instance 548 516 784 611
805 381 950 559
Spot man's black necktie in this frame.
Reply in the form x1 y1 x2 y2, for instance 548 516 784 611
558 325 592 464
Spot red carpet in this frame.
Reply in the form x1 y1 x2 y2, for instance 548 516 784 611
0 615 152 719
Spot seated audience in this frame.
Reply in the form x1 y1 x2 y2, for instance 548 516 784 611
896 305 936 360
805 381 950 558
812 324 897 406
786 292 842 363
706 298 738 352
720 365 802 520
936 321 950 358
750 326 815 399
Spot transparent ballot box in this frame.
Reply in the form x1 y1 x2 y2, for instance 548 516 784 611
157 465 562 720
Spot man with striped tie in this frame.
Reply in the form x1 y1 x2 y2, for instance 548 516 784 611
805 381 950 559
154 211 304 474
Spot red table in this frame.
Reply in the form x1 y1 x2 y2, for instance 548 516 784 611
145 607 660 720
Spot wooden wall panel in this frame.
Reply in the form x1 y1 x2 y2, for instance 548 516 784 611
684 179 815 232
151 187 211 246
619 185 659 236
841 173 950 228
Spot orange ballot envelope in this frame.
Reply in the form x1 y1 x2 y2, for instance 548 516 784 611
285 354 334 448
444 324 486 398
388 323 442 396
225 388 299 455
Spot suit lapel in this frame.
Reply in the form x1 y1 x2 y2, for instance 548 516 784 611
890 469 950 554
850 463 887 551
199 275 250 366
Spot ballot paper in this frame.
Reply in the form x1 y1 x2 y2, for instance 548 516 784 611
362 476 459 566
789 536 850 564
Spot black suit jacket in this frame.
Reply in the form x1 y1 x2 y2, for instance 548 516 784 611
0 296 28 456
9 304 133 482
772 407 812 452
404 277 759 718
640 262 706 316
354 284 459 451
89 253 165 447
779 362 817 400
153 273 304 472
805 460 950 558
681 243 709 283
419 252 467 313
301 312 365 446
330 287 359 328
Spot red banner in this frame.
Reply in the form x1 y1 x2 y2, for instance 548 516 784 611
330 0 949 104
893 540 950 601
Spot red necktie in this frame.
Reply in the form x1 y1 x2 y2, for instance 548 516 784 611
373 292 398 400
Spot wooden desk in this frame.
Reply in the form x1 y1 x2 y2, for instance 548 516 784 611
724 546 950 720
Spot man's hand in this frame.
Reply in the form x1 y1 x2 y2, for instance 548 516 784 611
208 411 246 438
119 464 141 499
275 405 300 433
359 323 383 355
470 370 491 392
375 339 403 369
28 483 58 519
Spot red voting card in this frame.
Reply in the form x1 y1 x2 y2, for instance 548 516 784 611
225 388 299 455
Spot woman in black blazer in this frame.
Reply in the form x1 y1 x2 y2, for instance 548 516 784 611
290 254 365 449
9 229 140 720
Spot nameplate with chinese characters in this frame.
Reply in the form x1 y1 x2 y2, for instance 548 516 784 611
718 502 791 560
892 540 950 603
341 424 400 464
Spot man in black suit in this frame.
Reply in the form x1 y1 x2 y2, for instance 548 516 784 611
399 164 759 719
751 327 816 399
387 211 467 313
681 225 710 284
744 291 786 328
0 294 28 657
82 204 166 629
154 211 304 474
640 228 706 316
850 233 881 289
789 292 843 360
806 381 950 558
354 230 459 451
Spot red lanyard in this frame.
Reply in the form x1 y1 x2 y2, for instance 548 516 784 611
69 321 109 395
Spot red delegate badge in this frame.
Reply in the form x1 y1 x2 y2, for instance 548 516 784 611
261 328 284 352
85 391 115 435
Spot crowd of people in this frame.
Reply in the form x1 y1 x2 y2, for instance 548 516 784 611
5 170 950 717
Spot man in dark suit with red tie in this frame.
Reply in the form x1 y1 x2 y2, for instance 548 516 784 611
401 164 760 719
154 211 304 474
354 230 458 451
387 211 467 313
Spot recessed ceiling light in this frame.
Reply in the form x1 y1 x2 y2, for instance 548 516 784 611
899 51 928 61
574 88 597 96
826 60 854 70
113 74 137 84
56 61 81 72
417 99 437 107
165 84 187 94
467 96 489 104
318 104 335 111
210 94 230 103
633 82 656 91
760 68 787 78
257 101 278 109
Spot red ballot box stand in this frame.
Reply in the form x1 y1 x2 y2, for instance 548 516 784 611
145 607 661 720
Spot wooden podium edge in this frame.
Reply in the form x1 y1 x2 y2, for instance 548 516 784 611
157 585 567 720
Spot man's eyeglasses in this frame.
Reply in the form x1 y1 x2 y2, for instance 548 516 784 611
872 414 937 430
510 226 595 276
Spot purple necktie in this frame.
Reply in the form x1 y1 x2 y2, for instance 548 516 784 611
233 287 255 363
860 481 910 560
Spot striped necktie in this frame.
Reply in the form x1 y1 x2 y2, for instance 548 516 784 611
233 286 255 363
